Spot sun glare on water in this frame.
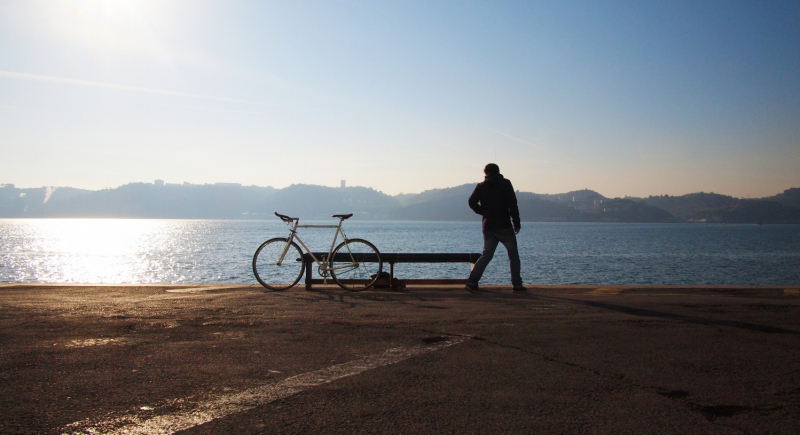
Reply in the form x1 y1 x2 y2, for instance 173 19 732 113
1 219 201 283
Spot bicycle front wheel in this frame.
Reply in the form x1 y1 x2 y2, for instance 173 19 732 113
330 238 382 291
253 238 305 291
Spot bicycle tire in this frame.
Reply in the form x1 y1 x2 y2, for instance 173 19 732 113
330 238 382 291
253 238 305 291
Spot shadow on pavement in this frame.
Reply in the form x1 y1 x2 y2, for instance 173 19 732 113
304 287 799 335
539 294 800 335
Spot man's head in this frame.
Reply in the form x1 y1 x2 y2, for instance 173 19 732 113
484 163 500 175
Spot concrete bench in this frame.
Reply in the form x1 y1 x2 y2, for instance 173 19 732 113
302 252 481 290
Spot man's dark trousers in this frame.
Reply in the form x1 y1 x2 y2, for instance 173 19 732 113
467 228 522 287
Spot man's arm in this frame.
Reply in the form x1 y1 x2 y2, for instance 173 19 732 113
468 184 483 215
506 181 521 231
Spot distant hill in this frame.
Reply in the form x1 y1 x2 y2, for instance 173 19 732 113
642 192 737 220
389 189 589 222
587 198 676 223
0 182 399 220
389 188 672 223
389 194 478 221
517 195 587 222
0 182 276 219
765 188 800 209
0 185 92 217
536 189 608 212
257 184 401 220
681 199 800 224
643 192 800 224
394 184 477 207
2 182 798 223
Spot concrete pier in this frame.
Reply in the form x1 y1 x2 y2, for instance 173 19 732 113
1 284 799 434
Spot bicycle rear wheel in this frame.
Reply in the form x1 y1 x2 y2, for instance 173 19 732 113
330 238 381 291
253 238 305 291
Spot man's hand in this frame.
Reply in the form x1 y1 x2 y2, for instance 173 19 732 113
514 227 520 234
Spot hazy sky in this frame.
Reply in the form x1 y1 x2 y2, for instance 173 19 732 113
1 1 798 198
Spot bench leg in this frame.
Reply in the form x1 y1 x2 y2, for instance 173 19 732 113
305 261 313 291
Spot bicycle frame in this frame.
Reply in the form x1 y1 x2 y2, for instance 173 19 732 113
276 217 356 273
253 212 381 292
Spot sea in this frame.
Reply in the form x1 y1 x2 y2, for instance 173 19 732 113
1 219 799 285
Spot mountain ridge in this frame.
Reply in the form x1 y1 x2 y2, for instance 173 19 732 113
1 183 798 224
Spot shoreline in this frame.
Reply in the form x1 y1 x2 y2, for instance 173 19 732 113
2 282 799 292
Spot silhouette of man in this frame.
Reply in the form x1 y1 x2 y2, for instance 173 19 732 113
466 163 526 293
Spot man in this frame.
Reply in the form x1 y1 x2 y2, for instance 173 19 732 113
466 163 526 293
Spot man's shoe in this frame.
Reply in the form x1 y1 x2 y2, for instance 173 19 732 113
512 285 527 293
465 282 480 292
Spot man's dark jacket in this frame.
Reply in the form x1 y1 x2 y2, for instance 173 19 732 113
468 173 521 231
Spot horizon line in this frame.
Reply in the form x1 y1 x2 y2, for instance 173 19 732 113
1 181 795 200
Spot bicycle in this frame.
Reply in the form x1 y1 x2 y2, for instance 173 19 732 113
253 212 382 291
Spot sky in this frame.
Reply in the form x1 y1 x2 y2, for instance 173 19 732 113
1 0 798 198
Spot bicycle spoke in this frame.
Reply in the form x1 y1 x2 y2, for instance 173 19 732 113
330 239 381 291
253 238 305 290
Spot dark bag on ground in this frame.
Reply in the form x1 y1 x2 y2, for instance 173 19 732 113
370 271 406 289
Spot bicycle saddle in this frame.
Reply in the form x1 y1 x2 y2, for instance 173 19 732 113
332 213 353 220
274 212 298 222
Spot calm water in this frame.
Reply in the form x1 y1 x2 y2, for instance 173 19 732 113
1 219 798 285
